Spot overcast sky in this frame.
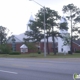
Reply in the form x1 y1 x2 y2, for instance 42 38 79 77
0 0 79 35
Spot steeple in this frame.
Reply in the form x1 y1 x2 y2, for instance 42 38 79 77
27 14 34 31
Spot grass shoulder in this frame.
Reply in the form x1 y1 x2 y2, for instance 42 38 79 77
0 53 80 58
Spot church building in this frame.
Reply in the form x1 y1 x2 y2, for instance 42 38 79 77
7 15 80 53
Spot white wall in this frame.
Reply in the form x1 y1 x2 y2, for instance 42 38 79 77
58 36 64 53
58 32 70 54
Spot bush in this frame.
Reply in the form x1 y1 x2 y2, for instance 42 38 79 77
75 50 80 53
38 51 41 54
0 44 10 54
68 51 72 54
9 51 21 55
25 42 37 50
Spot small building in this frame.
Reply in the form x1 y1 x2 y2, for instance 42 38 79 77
20 44 28 53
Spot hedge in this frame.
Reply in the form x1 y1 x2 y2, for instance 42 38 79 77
9 51 21 55
75 50 80 53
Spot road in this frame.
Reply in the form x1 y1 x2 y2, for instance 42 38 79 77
0 58 80 80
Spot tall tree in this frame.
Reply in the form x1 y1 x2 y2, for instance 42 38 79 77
0 26 8 45
24 20 44 42
24 7 61 55
36 7 61 55
62 3 80 54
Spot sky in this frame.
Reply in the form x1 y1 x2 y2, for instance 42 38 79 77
0 0 79 35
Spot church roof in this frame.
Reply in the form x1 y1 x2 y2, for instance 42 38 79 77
15 33 27 41
41 37 58 42
7 35 23 43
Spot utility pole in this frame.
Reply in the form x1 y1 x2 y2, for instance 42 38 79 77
29 0 47 57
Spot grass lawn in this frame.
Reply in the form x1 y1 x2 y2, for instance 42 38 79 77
0 53 80 58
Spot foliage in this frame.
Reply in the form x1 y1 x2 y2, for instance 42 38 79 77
62 33 71 46
9 51 21 55
38 51 41 54
24 7 61 41
62 3 80 54
24 30 44 42
60 22 68 30
75 50 80 53
25 42 37 50
0 26 8 45
0 44 10 54
68 51 72 54
62 3 80 40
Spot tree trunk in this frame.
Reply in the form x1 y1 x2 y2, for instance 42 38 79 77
70 11 73 54
46 35 49 54
52 26 56 55
52 35 56 55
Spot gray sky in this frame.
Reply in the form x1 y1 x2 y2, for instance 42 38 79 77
0 0 79 35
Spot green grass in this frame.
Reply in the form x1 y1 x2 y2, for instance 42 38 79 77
0 53 80 58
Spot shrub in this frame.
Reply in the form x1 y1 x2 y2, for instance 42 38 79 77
0 44 10 54
25 42 37 50
9 51 21 55
38 51 41 54
75 50 80 53
68 51 72 54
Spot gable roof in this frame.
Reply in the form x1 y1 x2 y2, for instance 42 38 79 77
14 33 27 41
20 44 28 48
7 35 23 43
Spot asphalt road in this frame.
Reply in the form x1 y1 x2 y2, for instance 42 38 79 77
0 58 80 80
